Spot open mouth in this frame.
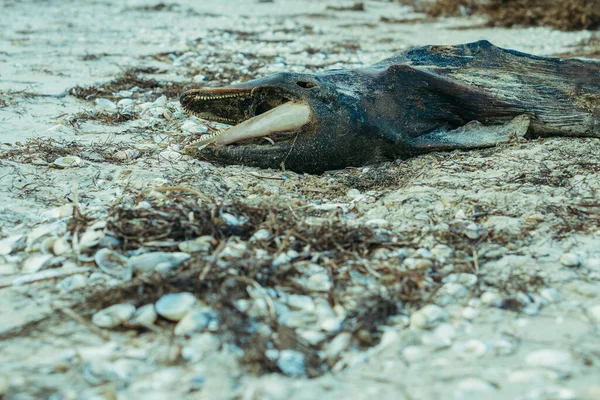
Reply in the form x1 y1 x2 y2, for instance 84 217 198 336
180 87 311 150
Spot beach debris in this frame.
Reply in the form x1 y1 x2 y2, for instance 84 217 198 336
94 248 132 280
155 292 197 321
126 251 190 274
53 156 84 168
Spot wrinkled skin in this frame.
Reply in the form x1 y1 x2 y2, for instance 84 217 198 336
180 40 600 173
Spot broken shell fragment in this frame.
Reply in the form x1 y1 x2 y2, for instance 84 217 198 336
127 251 191 274
22 254 54 273
53 156 84 168
174 309 213 336
155 292 196 321
94 248 132 280
92 303 136 328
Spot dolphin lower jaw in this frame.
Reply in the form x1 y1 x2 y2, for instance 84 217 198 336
180 87 312 154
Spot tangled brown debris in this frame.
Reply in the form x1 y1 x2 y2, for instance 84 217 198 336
406 0 600 31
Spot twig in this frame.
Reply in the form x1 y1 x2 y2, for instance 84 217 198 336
137 186 211 204
59 306 110 341
0 268 90 289
200 238 228 280
472 248 479 273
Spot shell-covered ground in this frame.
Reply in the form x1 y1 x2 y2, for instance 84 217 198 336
1 1 600 399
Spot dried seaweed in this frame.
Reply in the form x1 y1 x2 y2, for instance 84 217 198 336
408 0 600 31
69 68 192 102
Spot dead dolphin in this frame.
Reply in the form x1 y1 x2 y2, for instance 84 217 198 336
180 40 600 173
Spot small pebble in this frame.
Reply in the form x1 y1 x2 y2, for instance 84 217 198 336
560 253 581 267
155 292 196 321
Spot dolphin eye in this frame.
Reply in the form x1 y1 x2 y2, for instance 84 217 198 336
296 81 317 89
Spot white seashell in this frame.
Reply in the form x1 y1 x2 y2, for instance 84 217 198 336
40 204 73 221
220 242 247 259
134 143 159 152
0 263 19 275
588 304 600 324
153 95 167 107
58 274 87 292
404 257 433 271
320 317 342 333
435 283 469 304
129 304 157 327
52 237 71 255
174 309 212 336
442 273 477 286
0 234 24 255
560 253 581 267
461 307 479 320
22 254 54 272
79 221 107 251
94 248 132 280
455 209 467 219
454 377 496 395
95 98 117 112
421 323 455 349
158 150 182 162
452 339 487 359
127 251 190 274
297 329 326 345
403 345 428 364
77 342 118 362
272 250 299 267
53 156 84 168
250 229 270 242
277 350 305 376
113 149 140 161
324 332 352 363
181 120 208 134
585 257 600 269
431 244 454 260
178 236 213 253
480 291 502 306
155 292 196 321
92 303 136 328
27 221 67 248
525 349 576 373
410 304 448 329
508 368 561 383
181 334 221 362
365 218 389 228
117 98 133 108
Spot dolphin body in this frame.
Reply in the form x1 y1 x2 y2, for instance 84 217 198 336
180 40 600 173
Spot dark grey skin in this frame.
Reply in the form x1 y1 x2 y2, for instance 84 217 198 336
180 40 600 174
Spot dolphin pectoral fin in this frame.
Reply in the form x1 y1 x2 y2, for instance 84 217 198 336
411 114 530 151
